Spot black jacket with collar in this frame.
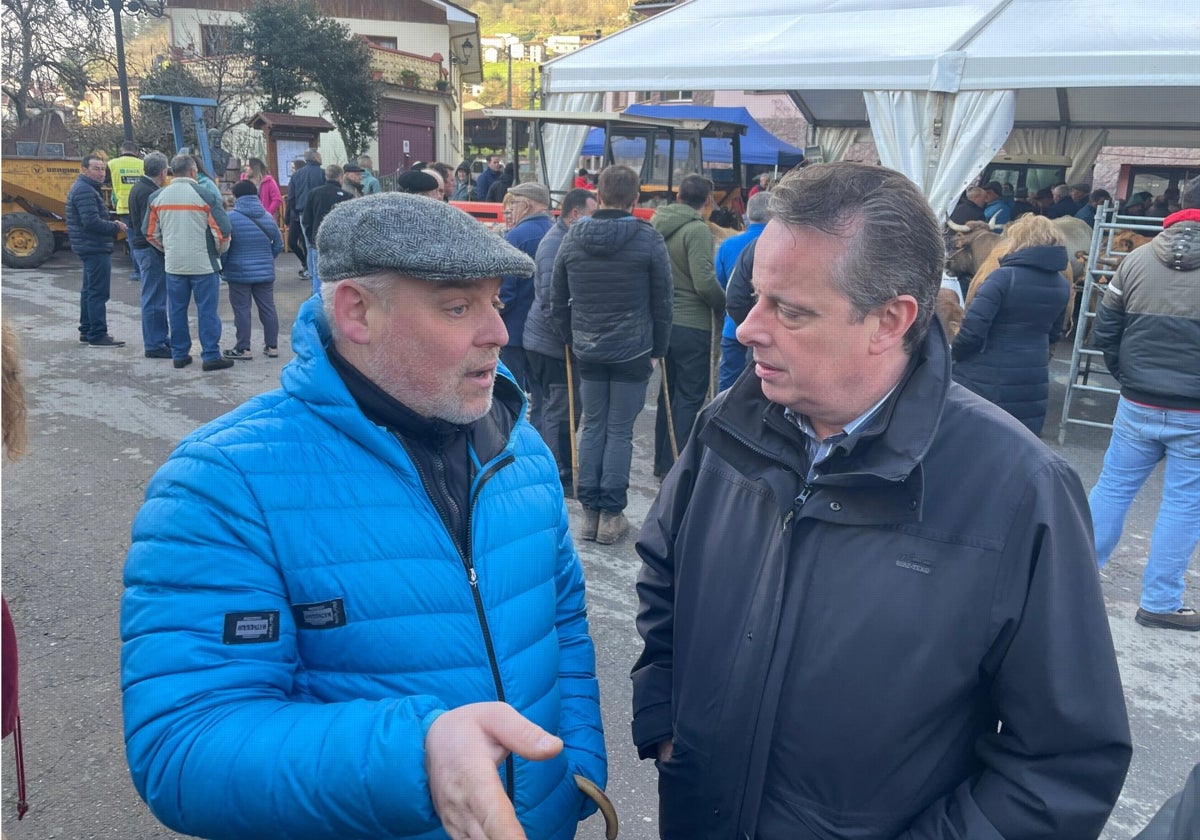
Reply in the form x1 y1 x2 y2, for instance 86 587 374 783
632 320 1130 840
550 210 673 364
127 175 160 250
303 180 353 243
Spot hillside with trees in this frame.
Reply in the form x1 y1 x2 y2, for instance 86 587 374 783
469 0 637 39
467 0 638 107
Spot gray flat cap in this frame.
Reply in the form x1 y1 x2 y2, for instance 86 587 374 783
316 193 534 283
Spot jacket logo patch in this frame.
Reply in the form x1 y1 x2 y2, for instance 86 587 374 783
223 611 280 644
291 599 346 630
896 554 933 575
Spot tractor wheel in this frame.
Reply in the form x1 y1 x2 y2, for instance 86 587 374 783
2 212 56 268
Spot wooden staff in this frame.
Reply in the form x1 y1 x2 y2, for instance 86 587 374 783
660 360 679 461
564 346 579 500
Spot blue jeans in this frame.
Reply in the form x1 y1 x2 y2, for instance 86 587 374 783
718 334 747 392
78 253 112 341
166 272 223 362
577 356 651 513
132 247 169 351
1089 397 1200 613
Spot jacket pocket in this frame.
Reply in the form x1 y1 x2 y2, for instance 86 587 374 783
656 733 714 838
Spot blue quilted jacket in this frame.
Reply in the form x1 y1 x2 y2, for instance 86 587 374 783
121 297 606 839
223 195 284 284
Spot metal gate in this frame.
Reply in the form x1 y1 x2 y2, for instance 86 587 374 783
1057 204 1164 444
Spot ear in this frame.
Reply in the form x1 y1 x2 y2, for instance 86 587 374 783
869 295 919 355
332 280 373 346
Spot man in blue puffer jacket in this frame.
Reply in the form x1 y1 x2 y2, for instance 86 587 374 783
121 193 609 840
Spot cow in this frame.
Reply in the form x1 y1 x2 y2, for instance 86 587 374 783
947 216 1092 281
950 216 1087 337
1096 229 1158 269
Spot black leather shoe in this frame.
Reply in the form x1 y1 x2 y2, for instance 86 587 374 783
78 334 88 343
173 355 193 369
145 347 172 359
1135 607 1200 631
88 335 125 347
202 357 234 372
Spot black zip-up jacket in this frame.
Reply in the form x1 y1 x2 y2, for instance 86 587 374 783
65 174 119 255
127 175 160 250
632 320 1131 840
550 210 673 363
303 180 353 244
328 345 519 553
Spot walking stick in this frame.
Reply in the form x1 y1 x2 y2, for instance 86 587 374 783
660 360 679 461
564 346 579 500
709 310 721 400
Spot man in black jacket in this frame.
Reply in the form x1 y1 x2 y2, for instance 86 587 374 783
66 154 127 346
289 148 326 283
633 161 1131 840
301 164 352 293
127 151 171 358
550 165 672 545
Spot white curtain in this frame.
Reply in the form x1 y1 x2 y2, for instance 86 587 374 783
540 91 605 202
1005 127 1108 184
864 89 1015 224
810 126 859 163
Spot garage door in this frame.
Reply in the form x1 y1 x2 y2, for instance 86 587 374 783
379 100 436 176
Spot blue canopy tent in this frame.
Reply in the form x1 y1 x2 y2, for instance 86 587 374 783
580 104 804 168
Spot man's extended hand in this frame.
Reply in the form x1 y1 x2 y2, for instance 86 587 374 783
425 701 563 840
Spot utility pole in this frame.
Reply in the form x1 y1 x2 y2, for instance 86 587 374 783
505 45 513 108
504 44 514 168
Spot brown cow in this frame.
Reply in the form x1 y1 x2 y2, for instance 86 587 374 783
1097 229 1157 269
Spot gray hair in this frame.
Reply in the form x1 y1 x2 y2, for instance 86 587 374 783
322 271 398 342
1052 184 1070 200
169 153 197 176
303 148 320 163
143 152 169 179
745 191 771 224
767 162 941 353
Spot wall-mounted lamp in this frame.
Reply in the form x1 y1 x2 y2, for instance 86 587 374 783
450 37 474 66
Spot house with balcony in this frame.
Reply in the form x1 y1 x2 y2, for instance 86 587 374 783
163 0 482 181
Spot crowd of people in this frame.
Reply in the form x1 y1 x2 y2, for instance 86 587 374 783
950 177 1183 234
36 147 1199 838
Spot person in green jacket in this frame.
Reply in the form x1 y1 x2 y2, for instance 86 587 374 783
650 174 725 478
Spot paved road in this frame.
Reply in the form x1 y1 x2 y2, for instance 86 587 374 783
1 251 1196 838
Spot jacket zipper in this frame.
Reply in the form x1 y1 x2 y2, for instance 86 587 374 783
394 434 519 798
714 418 815 523
466 453 517 798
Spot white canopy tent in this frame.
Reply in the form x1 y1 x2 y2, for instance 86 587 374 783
541 0 1200 221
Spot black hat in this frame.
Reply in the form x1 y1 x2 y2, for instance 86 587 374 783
396 170 440 194
342 163 365 173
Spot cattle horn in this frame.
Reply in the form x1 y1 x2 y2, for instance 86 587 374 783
987 211 1004 231
946 219 970 233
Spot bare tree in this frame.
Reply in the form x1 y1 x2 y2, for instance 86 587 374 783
1 0 112 126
